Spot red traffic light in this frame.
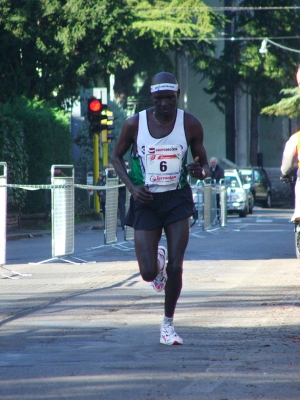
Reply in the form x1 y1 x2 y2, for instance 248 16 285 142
88 99 102 112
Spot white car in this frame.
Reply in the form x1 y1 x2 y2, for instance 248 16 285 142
225 169 250 218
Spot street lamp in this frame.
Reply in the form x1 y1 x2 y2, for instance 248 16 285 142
259 38 300 54
259 39 268 54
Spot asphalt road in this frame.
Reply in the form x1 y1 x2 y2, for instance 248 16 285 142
5 207 296 264
0 207 299 400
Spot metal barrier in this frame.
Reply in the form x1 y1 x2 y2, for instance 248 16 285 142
203 180 212 230
51 165 75 260
210 185 218 225
124 187 134 241
1 161 229 266
33 165 79 264
0 163 7 266
210 182 228 228
219 184 228 228
193 181 204 227
192 179 227 230
104 168 119 245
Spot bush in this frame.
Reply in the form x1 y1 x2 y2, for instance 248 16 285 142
0 97 72 213
0 115 28 211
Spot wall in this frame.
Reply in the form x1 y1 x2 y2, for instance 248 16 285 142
259 116 290 168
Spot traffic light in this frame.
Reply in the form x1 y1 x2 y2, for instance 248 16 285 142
100 110 115 142
87 98 107 137
106 110 115 141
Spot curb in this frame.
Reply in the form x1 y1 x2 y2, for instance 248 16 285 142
6 221 105 241
7 232 51 241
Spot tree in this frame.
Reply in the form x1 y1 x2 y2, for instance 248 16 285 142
0 0 221 107
200 0 300 165
261 87 300 119
114 0 222 105
0 0 133 105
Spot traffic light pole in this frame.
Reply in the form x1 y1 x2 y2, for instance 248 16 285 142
93 134 100 213
103 136 108 166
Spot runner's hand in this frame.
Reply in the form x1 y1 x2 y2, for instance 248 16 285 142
131 185 153 204
280 174 290 183
187 156 206 180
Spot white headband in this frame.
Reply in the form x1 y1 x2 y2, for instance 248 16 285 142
150 83 179 93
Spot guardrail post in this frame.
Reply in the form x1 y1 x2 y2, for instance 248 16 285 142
104 168 119 245
124 187 134 241
219 184 228 227
203 180 212 230
0 162 7 266
51 165 75 259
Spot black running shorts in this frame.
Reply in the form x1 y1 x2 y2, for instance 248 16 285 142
125 184 194 230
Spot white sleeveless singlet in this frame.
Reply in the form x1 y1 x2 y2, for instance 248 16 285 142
136 109 188 193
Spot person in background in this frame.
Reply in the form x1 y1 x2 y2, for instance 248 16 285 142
111 71 209 346
97 163 113 220
210 157 224 217
210 157 224 184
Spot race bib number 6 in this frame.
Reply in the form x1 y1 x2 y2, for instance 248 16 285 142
145 145 182 185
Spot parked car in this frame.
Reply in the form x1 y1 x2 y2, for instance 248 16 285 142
224 169 251 217
239 167 272 208
239 172 254 214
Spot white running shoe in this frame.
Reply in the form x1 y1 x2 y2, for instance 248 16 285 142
151 246 168 292
160 323 183 345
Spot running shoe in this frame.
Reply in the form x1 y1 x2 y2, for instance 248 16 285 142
151 246 168 292
160 323 183 345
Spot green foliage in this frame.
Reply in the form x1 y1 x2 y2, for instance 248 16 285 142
106 100 128 157
0 97 72 212
74 119 93 171
203 0 300 112
0 115 28 211
261 88 300 118
0 0 133 104
113 0 222 102
0 0 222 109
129 0 220 48
199 0 300 164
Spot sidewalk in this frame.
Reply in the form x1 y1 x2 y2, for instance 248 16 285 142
6 220 105 241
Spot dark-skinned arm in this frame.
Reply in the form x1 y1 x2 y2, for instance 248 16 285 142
184 113 210 180
110 116 153 204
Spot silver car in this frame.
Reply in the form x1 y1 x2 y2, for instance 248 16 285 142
225 169 250 218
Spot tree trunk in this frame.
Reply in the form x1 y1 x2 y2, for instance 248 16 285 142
250 93 259 166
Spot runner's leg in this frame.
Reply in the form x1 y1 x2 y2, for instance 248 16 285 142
134 228 163 281
164 217 190 317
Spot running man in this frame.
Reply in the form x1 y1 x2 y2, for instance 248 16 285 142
111 72 209 345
